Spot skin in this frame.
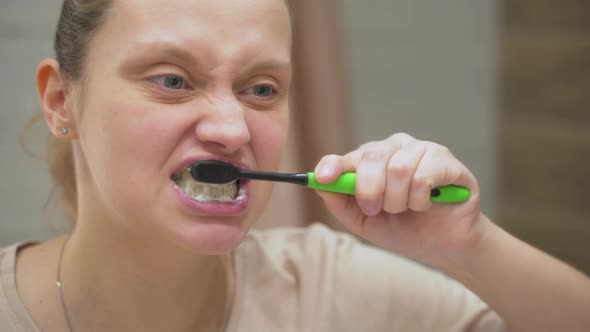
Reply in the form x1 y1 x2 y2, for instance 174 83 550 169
314 139 590 331
25 0 291 330
16 0 590 331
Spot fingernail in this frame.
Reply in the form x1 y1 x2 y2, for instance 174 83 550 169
316 165 332 178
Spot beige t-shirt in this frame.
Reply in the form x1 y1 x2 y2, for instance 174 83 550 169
0 224 506 331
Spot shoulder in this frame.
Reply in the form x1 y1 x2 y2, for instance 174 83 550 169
0 239 66 332
0 245 10 267
0 242 25 281
0 242 32 331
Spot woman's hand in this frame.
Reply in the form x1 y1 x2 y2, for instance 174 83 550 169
315 133 486 268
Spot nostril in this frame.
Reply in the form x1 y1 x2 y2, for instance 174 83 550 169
194 111 251 154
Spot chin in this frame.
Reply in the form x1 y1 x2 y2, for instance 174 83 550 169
174 218 251 255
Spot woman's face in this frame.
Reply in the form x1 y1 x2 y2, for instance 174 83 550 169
72 0 292 253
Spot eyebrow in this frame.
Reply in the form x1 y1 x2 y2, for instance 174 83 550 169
119 40 204 73
241 59 292 77
119 40 292 78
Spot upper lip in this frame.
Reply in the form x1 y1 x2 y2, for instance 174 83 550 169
171 154 252 176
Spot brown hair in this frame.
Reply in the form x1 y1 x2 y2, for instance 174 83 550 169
26 0 292 224
22 0 113 224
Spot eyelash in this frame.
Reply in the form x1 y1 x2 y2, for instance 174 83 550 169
149 74 280 101
151 75 191 90
243 84 278 98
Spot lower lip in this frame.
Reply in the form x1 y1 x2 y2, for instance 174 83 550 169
171 181 249 216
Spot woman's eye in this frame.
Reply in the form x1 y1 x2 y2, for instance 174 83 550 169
247 84 275 97
153 75 187 90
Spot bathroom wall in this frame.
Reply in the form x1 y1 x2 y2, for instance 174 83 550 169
0 0 498 244
1 0 67 244
343 0 498 215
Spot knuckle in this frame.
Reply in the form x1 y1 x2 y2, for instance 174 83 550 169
322 154 340 163
447 165 462 181
407 140 428 152
437 145 452 156
318 154 340 167
390 132 414 142
422 141 439 149
357 193 378 203
362 149 387 161
387 161 411 177
425 141 451 155
355 183 384 201
412 174 433 189
359 141 378 151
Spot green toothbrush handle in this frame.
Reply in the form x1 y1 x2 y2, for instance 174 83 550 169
430 185 470 203
307 173 470 203
307 172 357 195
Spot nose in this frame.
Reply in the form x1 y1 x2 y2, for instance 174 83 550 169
195 95 251 154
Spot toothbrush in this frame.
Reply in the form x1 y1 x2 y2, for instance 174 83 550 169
190 160 470 203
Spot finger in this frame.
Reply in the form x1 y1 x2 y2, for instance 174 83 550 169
408 145 462 212
384 132 415 149
383 141 427 214
453 163 480 200
343 142 375 167
314 154 355 184
355 146 398 216
344 133 414 166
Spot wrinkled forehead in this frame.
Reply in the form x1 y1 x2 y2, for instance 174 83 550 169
89 0 292 69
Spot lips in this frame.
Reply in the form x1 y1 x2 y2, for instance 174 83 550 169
171 182 250 216
169 154 252 216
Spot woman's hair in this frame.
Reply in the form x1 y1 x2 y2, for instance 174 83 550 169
25 0 292 224
23 0 113 224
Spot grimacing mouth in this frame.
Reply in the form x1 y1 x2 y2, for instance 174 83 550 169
170 166 243 202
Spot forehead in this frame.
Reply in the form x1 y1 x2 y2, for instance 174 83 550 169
93 0 292 66
116 0 290 29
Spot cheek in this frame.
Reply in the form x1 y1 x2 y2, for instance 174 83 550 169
79 69 184 176
95 104 170 168
80 99 186 202
247 110 289 171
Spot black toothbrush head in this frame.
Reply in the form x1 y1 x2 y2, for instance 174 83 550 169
190 160 240 184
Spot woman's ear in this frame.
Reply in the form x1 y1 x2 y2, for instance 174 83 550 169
36 58 79 140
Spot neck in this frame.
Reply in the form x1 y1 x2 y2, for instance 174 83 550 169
60 216 234 331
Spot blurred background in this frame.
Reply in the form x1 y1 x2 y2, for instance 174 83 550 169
0 0 588 275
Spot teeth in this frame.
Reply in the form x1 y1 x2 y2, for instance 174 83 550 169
172 168 243 202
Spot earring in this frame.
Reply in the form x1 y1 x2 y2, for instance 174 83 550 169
61 128 70 135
